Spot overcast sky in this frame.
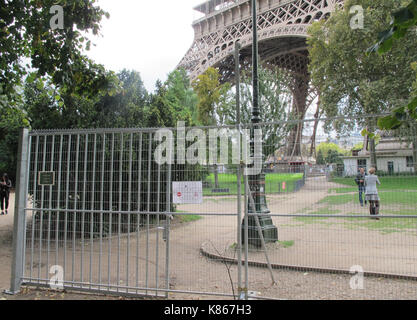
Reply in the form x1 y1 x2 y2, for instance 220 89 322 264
87 0 204 93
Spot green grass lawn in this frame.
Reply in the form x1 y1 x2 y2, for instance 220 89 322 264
203 173 304 196
331 176 417 191
319 191 417 207
294 175 417 233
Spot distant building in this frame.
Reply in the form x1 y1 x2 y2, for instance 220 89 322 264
341 136 415 176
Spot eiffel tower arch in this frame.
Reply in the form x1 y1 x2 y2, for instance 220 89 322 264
178 0 344 158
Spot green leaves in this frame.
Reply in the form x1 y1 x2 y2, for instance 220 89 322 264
0 0 110 100
192 67 225 126
377 98 417 130
367 0 417 55
365 1 417 131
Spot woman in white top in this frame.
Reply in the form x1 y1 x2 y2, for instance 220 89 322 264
364 167 381 219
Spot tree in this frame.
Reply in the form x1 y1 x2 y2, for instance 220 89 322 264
367 0 417 173
316 149 325 165
192 67 230 188
192 67 228 126
24 70 119 130
0 103 30 181
326 149 343 165
308 0 417 170
221 66 293 161
92 69 148 129
316 142 347 162
1 0 112 101
148 69 197 129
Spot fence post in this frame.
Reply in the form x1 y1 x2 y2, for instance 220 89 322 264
7 128 30 294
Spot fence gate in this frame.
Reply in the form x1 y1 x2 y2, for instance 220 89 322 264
9 128 172 298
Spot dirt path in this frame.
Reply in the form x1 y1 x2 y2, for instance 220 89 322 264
170 176 417 298
0 192 14 293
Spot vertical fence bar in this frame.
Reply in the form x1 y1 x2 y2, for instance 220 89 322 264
127 133 133 293
46 135 55 280
136 133 142 294
81 134 89 283
108 133 115 291
64 135 71 281
235 40 242 300
244 174 249 300
90 134 97 288
29 136 39 281
155 161 161 295
165 155 172 299
146 133 152 295
99 134 106 285
55 135 63 268
72 134 80 286
38 135 47 283
21 135 32 283
117 133 123 292
8 129 30 294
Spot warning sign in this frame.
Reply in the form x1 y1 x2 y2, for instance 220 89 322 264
173 182 203 204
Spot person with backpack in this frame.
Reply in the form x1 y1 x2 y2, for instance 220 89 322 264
0 173 12 215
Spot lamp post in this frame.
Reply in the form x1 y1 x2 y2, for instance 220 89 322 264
244 0 278 247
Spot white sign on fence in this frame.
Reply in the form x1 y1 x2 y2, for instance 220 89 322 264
173 181 203 204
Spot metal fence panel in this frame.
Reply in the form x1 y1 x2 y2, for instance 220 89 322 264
9 117 417 300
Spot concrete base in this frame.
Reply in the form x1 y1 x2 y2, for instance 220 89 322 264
241 216 278 248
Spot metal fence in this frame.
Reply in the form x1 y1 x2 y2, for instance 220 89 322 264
8 119 417 300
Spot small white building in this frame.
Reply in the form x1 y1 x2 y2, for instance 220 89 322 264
341 137 415 176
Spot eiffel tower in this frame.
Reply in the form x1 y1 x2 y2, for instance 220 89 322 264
178 0 344 157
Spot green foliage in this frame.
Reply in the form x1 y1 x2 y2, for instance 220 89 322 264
316 149 325 165
366 0 417 130
0 104 30 181
308 0 417 135
148 69 197 128
316 142 347 164
223 67 293 157
367 0 417 55
192 67 229 126
352 142 364 151
92 69 148 129
0 0 113 100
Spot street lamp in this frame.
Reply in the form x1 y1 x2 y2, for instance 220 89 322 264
244 0 278 247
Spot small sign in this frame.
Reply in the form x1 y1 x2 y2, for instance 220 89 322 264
39 172 55 186
282 182 286 190
173 182 203 204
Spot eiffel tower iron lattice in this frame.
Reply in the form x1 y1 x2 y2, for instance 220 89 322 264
178 0 345 248
178 0 345 158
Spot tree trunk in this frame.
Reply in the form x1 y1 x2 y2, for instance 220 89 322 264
214 165 219 188
366 117 378 170
369 137 377 170
413 134 417 175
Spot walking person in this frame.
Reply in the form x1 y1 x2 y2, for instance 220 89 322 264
365 168 381 220
355 167 367 207
0 173 12 215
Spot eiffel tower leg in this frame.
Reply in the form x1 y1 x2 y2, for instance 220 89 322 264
287 75 309 159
